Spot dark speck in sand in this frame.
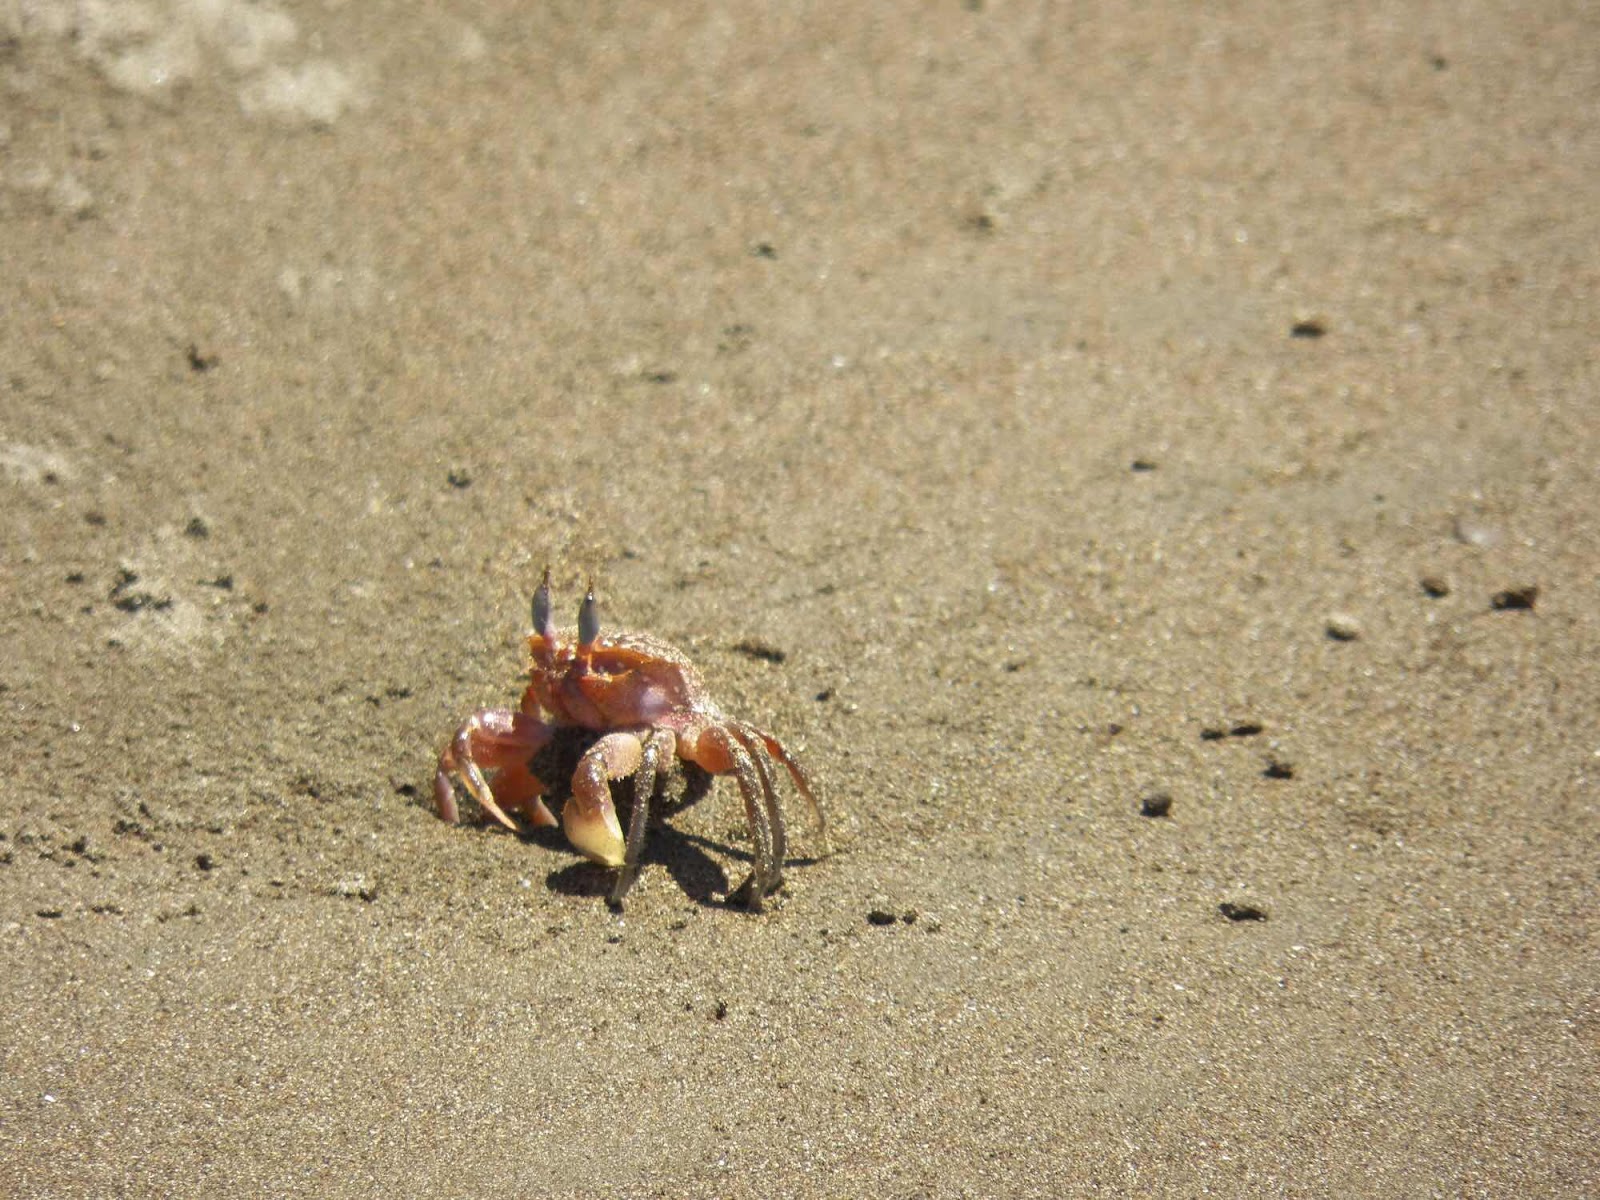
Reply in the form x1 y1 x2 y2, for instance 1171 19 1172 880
1325 615 1361 641
1491 586 1538 611
1219 902 1268 922
1140 792 1173 818
733 639 787 664
1202 722 1264 741
110 569 171 614
186 344 219 372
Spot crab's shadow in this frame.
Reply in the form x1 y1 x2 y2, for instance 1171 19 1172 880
442 732 820 911
543 820 735 908
520 750 761 911
544 824 826 911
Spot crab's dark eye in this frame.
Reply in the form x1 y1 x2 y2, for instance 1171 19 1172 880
578 584 600 646
532 568 554 639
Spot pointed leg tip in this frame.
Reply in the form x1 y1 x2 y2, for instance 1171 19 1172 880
433 772 460 823
730 873 781 912
608 863 642 908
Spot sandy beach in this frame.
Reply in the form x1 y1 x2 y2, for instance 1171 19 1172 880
3 3 1597 1195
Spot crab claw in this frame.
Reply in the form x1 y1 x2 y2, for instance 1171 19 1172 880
562 792 626 867
565 730 641 868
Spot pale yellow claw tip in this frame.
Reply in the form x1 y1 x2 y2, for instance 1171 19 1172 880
563 802 626 868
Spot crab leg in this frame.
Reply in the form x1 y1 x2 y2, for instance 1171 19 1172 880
609 727 676 907
730 726 787 873
434 709 556 831
565 731 643 868
735 721 824 835
683 724 779 909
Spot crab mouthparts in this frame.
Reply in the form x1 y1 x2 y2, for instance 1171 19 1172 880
562 798 626 868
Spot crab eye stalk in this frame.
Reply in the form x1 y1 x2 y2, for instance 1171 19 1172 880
532 568 555 641
578 582 601 647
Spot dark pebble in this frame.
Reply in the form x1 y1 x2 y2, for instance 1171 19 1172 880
732 639 787 664
1490 586 1538 611
1324 615 1360 642
1219 902 1268 922
1140 792 1173 818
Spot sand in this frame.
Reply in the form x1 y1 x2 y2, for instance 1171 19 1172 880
2 2 1597 1196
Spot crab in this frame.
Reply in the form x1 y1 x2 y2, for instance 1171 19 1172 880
433 573 822 909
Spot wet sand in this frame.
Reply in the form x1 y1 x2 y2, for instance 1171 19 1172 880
3 3 1597 1195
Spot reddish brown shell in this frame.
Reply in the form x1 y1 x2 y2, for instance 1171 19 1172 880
523 629 718 731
